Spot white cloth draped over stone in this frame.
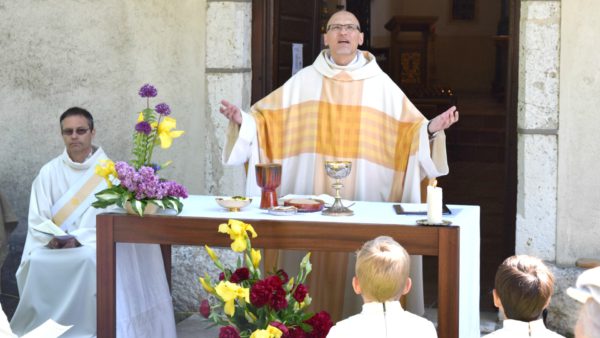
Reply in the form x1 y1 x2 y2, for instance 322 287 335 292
223 50 449 320
10 147 176 338
481 319 566 338
326 300 437 338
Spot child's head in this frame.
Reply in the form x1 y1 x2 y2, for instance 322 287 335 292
493 255 554 322
353 236 411 302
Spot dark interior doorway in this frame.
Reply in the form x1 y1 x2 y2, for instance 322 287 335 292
251 0 518 312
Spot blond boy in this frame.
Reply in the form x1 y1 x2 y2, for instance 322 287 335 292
483 255 564 338
327 236 437 338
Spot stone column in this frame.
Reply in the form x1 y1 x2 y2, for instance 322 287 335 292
171 0 251 318
516 0 560 261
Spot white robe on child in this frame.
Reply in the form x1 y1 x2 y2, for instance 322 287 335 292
326 300 437 338
10 147 176 338
481 319 565 338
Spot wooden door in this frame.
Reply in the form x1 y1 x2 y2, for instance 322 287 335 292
252 0 322 103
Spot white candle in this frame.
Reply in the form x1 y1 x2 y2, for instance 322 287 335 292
427 185 443 224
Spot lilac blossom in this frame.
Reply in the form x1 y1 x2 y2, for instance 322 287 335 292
155 103 171 116
138 84 158 98
135 121 152 135
114 161 187 200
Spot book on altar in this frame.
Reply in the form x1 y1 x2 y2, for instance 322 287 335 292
31 220 67 237
20 319 72 338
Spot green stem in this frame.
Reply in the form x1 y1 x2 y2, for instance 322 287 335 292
145 115 161 166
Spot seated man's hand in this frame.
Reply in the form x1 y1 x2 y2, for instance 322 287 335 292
219 99 243 125
46 235 82 249
428 106 459 134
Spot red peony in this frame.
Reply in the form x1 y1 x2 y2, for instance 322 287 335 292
269 321 289 335
285 327 308 338
219 272 225 281
265 275 283 288
230 267 250 283
276 269 289 283
270 287 288 310
304 311 333 338
293 283 308 303
250 279 271 307
219 326 241 338
199 299 211 318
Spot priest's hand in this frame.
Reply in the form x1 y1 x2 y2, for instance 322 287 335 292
428 106 459 134
219 100 243 125
46 235 82 249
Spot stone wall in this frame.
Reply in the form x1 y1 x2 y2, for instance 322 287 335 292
0 0 215 317
556 0 600 265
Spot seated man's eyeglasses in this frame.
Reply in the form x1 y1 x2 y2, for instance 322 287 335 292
327 24 360 33
61 128 90 136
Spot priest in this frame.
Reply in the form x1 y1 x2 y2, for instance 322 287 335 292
10 107 177 337
220 10 458 320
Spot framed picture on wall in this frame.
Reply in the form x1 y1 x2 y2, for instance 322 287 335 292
451 0 476 21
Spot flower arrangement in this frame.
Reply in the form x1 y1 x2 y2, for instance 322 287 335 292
199 219 333 338
92 84 188 216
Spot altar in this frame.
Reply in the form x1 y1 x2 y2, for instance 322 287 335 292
96 195 480 338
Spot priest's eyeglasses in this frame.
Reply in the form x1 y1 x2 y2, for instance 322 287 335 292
61 128 90 136
327 24 361 33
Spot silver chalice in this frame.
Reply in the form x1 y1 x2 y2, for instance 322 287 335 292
322 161 354 216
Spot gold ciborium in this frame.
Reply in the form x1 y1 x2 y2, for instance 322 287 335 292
322 161 354 216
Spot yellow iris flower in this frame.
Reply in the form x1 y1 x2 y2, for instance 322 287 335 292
199 277 215 294
251 248 261 268
95 159 117 187
205 245 218 264
218 219 257 252
153 117 184 149
137 112 144 122
249 326 283 338
214 281 249 317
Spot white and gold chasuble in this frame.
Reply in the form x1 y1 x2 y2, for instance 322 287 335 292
224 50 449 320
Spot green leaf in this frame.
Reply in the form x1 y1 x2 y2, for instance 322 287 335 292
152 200 165 209
131 199 145 217
95 190 121 201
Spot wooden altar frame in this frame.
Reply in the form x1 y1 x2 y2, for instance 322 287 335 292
97 214 459 338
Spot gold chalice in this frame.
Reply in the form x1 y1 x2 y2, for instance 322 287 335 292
322 161 354 216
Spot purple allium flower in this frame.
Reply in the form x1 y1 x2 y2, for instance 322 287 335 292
135 121 152 135
138 83 157 98
154 102 171 116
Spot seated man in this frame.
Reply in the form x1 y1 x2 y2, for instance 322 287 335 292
326 236 437 337
483 255 564 338
10 107 176 338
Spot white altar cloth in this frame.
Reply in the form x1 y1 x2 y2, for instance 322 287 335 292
177 195 480 338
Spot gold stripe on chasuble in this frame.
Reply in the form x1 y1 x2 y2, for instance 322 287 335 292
253 76 423 172
52 174 103 226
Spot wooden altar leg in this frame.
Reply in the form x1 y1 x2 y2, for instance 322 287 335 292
97 215 116 338
437 227 460 338
161 244 172 290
